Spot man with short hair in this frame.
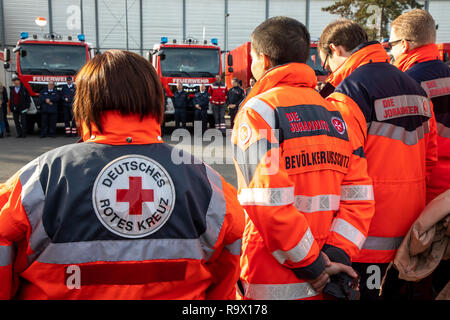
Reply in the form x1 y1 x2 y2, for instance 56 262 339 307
61 76 77 137
390 9 450 204
318 19 438 300
193 84 209 133
208 74 227 134
173 83 188 129
246 77 256 96
232 16 375 300
226 78 245 128
39 81 60 138
9 76 31 138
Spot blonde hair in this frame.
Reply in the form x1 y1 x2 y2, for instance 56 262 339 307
391 9 436 48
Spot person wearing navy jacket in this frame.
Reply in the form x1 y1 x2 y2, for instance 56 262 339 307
173 83 188 129
193 84 210 133
61 77 77 137
39 81 60 138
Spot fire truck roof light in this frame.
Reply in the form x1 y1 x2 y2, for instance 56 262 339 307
20 32 29 39
161 37 168 44
77 34 85 41
211 38 218 45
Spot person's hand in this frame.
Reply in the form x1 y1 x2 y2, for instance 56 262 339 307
229 104 236 109
65 98 69 102
45 98 50 104
324 256 358 279
307 252 331 293
195 104 201 110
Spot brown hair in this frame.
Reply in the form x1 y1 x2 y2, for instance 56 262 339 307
391 9 436 48
251 16 310 67
318 19 368 56
74 50 164 133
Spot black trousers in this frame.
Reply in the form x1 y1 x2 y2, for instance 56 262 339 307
2 104 10 133
194 108 208 133
13 111 27 137
63 105 76 130
41 112 57 137
174 109 186 129
229 106 239 129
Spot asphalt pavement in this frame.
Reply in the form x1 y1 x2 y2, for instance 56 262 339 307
0 118 238 187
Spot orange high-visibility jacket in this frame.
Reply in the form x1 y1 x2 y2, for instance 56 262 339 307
232 63 375 300
0 112 245 300
322 42 438 264
394 43 450 203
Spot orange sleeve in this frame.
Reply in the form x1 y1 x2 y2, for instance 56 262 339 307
205 178 245 300
232 98 325 279
0 173 33 300
425 101 438 183
324 93 375 262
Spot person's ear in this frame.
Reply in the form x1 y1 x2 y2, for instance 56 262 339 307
401 39 410 54
261 53 272 71
329 43 345 57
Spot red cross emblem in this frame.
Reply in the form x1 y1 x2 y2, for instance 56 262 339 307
116 176 154 215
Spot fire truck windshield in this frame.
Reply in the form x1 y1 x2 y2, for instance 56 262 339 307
19 43 87 76
307 47 328 76
160 47 220 77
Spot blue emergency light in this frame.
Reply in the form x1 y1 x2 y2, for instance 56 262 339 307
20 32 29 39
211 38 218 45
161 37 168 44
77 34 85 41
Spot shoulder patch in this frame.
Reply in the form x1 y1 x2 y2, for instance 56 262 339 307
92 155 176 238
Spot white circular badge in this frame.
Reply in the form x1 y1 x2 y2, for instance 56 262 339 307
92 155 176 238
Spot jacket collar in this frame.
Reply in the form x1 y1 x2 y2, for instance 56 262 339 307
81 111 163 145
241 62 317 106
393 43 441 72
326 41 390 88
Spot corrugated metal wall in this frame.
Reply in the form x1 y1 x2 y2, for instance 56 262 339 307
429 0 450 43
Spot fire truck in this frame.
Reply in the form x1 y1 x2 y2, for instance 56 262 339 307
3 32 94 134
225 41 329 90
149 37 222 129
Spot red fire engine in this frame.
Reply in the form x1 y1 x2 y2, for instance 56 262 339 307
3 31 94 133
225 40 329 90
149 37 222 128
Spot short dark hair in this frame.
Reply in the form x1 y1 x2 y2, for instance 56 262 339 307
74 50 164 133
318 19 368 56
251 16 310 67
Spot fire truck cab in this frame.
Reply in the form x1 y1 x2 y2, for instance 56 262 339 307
149 37 222 129
4 32 94 134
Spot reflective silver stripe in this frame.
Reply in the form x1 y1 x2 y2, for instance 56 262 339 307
330 218 366 249
340 185 374 201
244 97 275 129
294 194 340 213
362 236 404 251
242 280 318 300
437 122 450 139
36 239 205 264
0 245 13 267
421 77 450 98
272 228 314 264
224 239 242 256
200 164 227 260
368 121 430 146
238 186 294 206
374 94 431 121
19 159 51 265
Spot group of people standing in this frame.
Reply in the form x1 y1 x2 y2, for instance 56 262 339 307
171 74 256 133
0 76 77 138
0 9 448 301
